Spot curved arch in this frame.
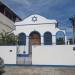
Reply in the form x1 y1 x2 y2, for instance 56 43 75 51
44 32 52 45
29 31 41 45
56 31 65 45
18 32 26 45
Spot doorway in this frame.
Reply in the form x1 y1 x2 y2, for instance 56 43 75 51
29 31 41 53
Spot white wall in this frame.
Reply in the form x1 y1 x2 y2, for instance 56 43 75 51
14 24 65 45
0 46 16 64
32 45 75 66
14 23 58 36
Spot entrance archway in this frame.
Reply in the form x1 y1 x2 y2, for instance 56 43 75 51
29 31 41 53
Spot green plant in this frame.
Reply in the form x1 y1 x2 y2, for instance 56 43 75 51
0 32 18 45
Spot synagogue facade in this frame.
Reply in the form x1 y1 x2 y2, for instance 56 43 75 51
14 14 66 55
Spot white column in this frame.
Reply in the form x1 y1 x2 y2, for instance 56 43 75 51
41 36 44 45
65 35 67 45
52 35 56 45
25 36 29 54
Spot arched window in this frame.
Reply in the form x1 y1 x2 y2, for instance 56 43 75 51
18 33 26 45
56 31 65 45
44 32 52 45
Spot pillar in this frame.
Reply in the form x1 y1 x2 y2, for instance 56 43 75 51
26 36 29 54
65 35 67 45
52 35 56 45
41 36 44 45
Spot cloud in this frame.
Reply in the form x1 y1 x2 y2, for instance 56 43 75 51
1 0 75 37
10 0 31 6
2 0 75 28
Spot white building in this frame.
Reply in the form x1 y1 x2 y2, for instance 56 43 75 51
13 14 75 66
14 14 66 55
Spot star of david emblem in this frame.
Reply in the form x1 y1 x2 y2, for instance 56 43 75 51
32 16 37 22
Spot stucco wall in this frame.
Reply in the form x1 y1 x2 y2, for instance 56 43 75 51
32 45 75 66
0 46 16 64
14 24 61 36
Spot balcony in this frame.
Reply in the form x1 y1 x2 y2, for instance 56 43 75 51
0 12 15 32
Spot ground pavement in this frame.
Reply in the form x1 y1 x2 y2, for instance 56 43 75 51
2 66 75 75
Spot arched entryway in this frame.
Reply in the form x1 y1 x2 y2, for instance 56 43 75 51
29 31 41 53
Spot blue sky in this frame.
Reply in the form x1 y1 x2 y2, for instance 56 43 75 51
2 0 75 38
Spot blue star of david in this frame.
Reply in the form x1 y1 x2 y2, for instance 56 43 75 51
32 16 37 22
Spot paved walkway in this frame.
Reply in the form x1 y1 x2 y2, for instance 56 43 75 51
2 66 75 75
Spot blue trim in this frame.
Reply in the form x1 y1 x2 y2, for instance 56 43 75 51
5 64 75 67
17 54 29 57
32 65 75 67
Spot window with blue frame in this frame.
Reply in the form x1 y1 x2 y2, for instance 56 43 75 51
18 33 26 45
44 32 52 45
56 31 65 45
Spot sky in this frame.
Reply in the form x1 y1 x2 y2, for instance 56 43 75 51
1 0 75 38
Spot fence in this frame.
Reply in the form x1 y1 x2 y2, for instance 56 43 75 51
32 45 75 66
